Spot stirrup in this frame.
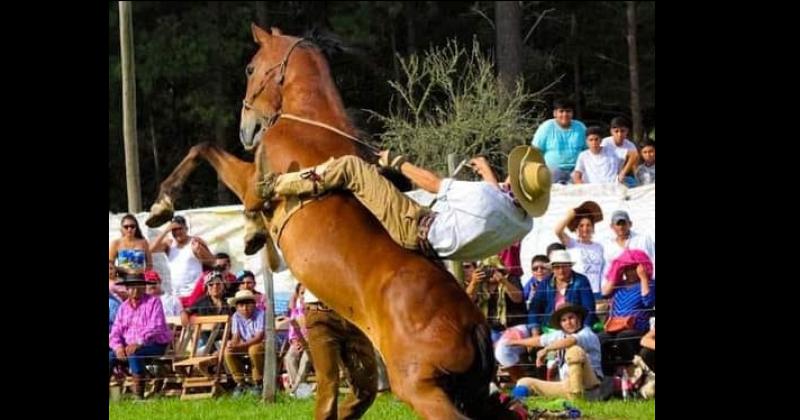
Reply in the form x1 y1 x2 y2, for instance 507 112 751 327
378 150 407 171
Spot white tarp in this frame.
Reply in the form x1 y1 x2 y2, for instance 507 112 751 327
109 183 653 309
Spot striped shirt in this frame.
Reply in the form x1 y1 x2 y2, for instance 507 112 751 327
609 280 655 332
109 294 172 349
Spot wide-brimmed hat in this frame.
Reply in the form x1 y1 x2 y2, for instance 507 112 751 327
549 303 588 329
480 255 507 271
117 273 148 287
227 289 257 306
507 146 552 217
568 201 604 231
548 250 574 266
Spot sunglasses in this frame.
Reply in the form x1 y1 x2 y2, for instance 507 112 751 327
122 225 137 230
532 265 549 271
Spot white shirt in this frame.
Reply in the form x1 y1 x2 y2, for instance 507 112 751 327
566 238 605 294
573 147 621 184
540 326 603 379
427 179 533 261
167 241 203 298
601 137 637 162
601 231 656 284
160 294 184 317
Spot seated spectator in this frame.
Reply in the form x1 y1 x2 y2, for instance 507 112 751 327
572 127 629 184
635 140 655 185
599 250 655 375
555 201 605 298
109 291 121 334
508 304 607 401
109 261 128 302
235 270 266 311
601 116 640 186
224 290 266 397
633 316 655 398
181 252 238 309
527 250 597 335
144 270 183 317
181 271 233 350
465 256 526 342
284 283 312 395
108 274 172 400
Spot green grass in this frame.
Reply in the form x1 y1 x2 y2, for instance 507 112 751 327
109 393 654 419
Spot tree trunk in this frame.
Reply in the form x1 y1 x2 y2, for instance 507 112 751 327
495 1 522 96
118 1 142 213
571 13 582 119
210 1 231 204
626 1 643 144
255 1 269 29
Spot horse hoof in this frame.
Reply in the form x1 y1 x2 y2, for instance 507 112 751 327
244 232 267 255
145 201 174 228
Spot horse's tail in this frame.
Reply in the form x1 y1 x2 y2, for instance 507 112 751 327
443 322 520 420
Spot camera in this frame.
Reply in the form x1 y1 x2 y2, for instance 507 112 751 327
480 267 495 278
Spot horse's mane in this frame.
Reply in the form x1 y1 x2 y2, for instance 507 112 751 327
296 28 411 191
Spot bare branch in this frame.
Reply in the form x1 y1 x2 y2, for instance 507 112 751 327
523 8 556 44
594 53 628 68
531 73 566 97
470 3 495 30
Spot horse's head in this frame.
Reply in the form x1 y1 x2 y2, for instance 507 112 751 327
239 24 305 151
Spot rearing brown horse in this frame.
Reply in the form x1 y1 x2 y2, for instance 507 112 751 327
147 24 515 420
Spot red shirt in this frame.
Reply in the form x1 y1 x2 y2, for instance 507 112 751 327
179 271 237 308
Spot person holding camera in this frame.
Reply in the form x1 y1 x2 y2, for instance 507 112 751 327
465 256 526 343
150 215 216 303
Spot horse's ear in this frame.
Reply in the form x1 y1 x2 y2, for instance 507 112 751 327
270 27 284 36
251 23 271 44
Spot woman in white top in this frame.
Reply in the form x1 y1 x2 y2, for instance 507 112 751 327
555 201 605 299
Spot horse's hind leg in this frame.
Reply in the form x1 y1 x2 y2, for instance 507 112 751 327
145 142 261 227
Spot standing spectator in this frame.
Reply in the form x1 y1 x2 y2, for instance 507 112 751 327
601 210 655 282
224 290 266 397
554 201 605 297
572 127 633 184
599 250 655 375
144 270 183 317
465 256 526 342
109 214 152 275
108 274 172 400
531 98 587 184
284 283 312 395
635 140 656 185
150 215 215 301
303 287 378 419
601 117 640 186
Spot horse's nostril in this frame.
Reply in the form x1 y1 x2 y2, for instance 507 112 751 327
254 121 262 135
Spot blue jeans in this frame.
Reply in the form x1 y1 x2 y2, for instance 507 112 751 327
549 166 574 185
109 343 168 375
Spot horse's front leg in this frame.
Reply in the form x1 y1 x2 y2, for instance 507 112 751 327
145 142 269 254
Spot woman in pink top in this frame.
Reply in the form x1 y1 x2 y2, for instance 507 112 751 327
284 283 311 393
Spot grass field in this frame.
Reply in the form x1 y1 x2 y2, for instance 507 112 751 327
109 393 655 419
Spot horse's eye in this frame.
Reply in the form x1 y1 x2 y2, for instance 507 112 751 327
246 64 255 77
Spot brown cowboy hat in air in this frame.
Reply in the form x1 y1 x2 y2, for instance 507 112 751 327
568 201 604 232
507 146 552 217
